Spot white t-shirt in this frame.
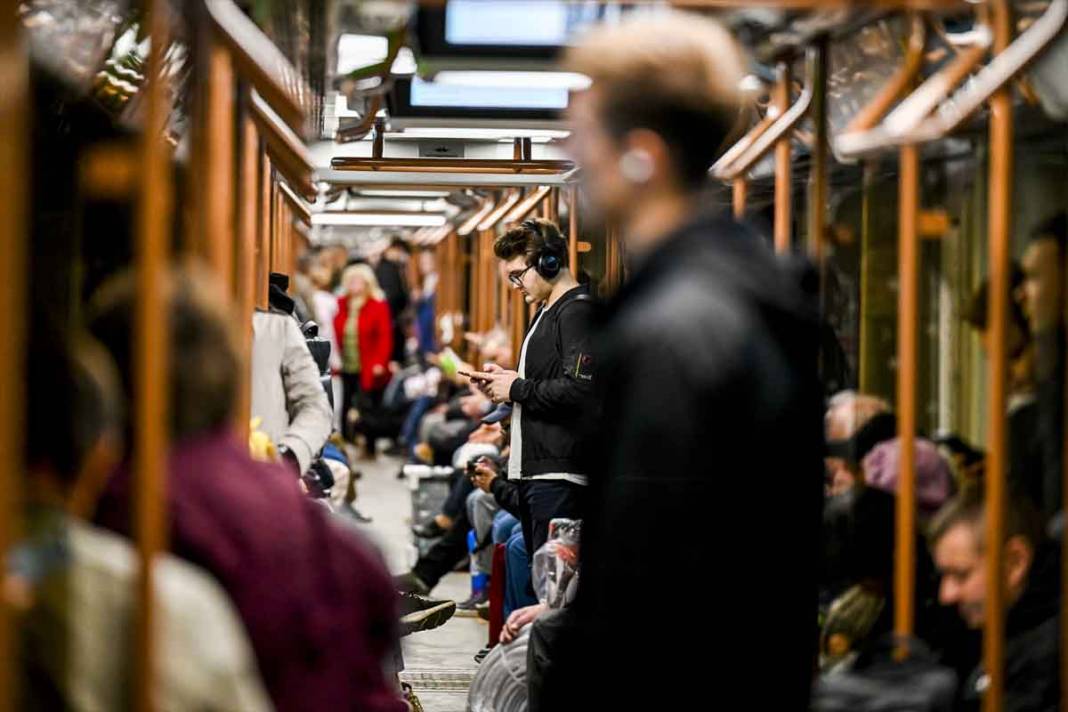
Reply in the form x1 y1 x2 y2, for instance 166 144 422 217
507 304 588 486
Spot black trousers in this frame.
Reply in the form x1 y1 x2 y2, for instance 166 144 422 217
517 479 585 561
412 508 470 590
441 468 476 521
340 372 361 442
527 606 580 712
340 371 386 444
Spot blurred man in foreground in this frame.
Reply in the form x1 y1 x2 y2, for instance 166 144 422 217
562 13 824 709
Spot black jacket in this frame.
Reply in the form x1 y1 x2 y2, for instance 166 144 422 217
508 286 598 478
574 212 825 710
961 543 1061 712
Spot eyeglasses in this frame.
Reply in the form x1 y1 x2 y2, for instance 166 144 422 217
508 265 533 288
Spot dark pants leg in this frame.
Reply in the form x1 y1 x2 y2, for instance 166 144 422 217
340 372 361 442
517 480 586 560
442 469 475 521
527 606 580 712
412 509 470 590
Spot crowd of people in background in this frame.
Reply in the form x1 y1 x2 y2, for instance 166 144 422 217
12 10 1067 712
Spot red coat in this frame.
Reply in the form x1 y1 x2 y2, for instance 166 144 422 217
333 295 393 391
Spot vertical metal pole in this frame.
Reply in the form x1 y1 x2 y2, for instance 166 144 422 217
0 9 27 708
895 143 920 651
806 41 828 262
774 61 793 254
135 1 173 709
983 2 1013 709
235 111 258 438
204 37 235 289
732 178 747 220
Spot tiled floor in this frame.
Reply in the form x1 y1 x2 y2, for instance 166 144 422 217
351 455 486 712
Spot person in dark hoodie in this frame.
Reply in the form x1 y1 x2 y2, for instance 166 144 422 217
561 12 824 711
928 487 1061 710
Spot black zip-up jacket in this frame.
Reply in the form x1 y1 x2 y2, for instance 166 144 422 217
507 286 598 479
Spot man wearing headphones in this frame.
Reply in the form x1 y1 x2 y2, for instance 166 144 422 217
467 218 597 557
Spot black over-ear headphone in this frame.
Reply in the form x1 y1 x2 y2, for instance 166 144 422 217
522 219 565 281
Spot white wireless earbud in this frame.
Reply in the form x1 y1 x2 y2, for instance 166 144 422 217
618 149 654 184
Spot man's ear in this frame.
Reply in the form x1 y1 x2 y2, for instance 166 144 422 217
1003 535 1034 596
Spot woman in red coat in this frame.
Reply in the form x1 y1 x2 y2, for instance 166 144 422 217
333 263 393 450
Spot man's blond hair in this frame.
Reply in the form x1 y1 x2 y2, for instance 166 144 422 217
564 12 747 185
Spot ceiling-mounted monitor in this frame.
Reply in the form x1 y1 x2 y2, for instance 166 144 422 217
387 76 568 128
414 1 658 71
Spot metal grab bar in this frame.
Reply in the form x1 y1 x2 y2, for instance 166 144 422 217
713 47 818 181
835 14 989 157
908 0 1067 143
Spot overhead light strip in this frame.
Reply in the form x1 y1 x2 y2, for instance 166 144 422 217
311 212 447 227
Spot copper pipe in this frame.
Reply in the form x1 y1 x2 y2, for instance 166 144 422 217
135 2 173 709
204 39 235 290
0 7 27 708
806 39 829 262
716 48 817 182
773 61 792 253
895 143 920 652
983 4 1013 709
568 186 579 272
732 178 747 220
330 157 575 176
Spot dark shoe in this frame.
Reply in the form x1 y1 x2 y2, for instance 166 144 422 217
474 646 492 664
457 588 489 611
476 602 490 621
341 504 373 523
394 571 431 596
399 593 456 636
401 682 425 712
411 519 447 539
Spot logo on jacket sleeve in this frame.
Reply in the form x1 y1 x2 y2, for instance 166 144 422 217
574 353 594 381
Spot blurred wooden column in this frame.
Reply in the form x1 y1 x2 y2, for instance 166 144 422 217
983 2 1014 709
0 9 28 709
568 186 579 272
134 0 173 709
234 107 259 437
255 151 271 310
202 37 235 290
